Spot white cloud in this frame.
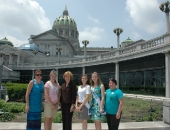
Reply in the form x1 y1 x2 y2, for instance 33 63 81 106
0 0 51 38
0 34 27 47
126 0 163 34
132 32 142 41
87 15 100 23
79 27 105 46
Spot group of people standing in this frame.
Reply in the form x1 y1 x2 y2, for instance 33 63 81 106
25 69 124 130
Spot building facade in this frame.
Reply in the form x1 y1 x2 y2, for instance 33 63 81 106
0 7 170 97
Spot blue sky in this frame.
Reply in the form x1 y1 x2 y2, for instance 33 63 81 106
0 0 166 48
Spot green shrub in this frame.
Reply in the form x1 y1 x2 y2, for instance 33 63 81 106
6 83 27 101
9 103 25 113
0 100 6 109
0 112 15 122
53 111 62 123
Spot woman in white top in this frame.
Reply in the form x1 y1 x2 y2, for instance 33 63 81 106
76 74 91 130
44 70 60 130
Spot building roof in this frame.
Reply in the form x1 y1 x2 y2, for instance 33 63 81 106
18 43 43 53
0 37 13 46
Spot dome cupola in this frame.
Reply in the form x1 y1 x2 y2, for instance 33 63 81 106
18 39 42 52
0 37 13 46
121 37 133 47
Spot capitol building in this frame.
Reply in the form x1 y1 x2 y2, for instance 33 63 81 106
1 6 170 98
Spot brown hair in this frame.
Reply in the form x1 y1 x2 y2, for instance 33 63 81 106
63 71 73 80
90 72 102 86
35 69 42 74
79 74 89 85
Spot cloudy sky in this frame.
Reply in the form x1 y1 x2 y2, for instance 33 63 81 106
0 0 166 48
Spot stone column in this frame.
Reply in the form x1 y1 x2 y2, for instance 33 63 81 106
9 54 12 66
163 99 170 124
0 55 4 65
17 54 20 67
32 70 34 80
82 66 85 75
165 52 170 98
115 62 119 88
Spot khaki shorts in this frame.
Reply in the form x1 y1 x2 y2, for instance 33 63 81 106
44 102 57 118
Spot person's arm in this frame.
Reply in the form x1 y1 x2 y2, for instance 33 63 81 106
100 84 105 113
75 94 79 112
71 83 77 107
79 94 89 109
44 83 55 109
25 81 33 113
57 83 60 104
116 98 124 119
79 85 90 110
70 83 77 112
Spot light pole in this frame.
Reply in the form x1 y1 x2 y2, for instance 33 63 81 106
82 40 89 58
33 50 38 64
113 28 123 48
0 51 4 88
159 1 170 33
56 45 62 64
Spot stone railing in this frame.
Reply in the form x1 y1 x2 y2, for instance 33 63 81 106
11 33 170 68
2 70 20 77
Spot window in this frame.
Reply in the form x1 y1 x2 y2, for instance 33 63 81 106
59 29 63 35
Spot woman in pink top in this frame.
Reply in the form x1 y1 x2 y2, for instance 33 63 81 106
44 70 60 130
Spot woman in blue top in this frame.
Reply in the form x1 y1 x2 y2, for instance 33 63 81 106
25 69 44 130
105 78 124 130
90 72 105 130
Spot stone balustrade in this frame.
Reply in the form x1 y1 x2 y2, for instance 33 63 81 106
10 33 170 69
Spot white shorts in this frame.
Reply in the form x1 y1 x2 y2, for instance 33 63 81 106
44 102 57 118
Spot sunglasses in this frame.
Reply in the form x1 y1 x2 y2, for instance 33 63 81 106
36 74 42 76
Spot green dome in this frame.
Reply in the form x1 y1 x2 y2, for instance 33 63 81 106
0 37 13 46
52 8 77 30
122 37 133 43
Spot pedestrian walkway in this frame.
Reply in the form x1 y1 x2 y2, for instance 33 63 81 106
1 94 170 130
124 93 170 101
0 121 170 130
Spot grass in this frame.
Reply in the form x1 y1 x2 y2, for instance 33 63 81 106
0 97 163 122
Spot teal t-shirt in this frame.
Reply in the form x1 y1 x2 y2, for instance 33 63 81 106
105 88 123 115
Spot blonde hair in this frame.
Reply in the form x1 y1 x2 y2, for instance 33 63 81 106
49 70 57 83
63 71 73 80
90 72 102 86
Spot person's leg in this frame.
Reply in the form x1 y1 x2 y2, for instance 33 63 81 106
44 117 51 130
82 120 87 130
94 120 101 130
110 114 121 130
106 114 111 130
61 103 66 130
49 118 53 130
65 104 73 130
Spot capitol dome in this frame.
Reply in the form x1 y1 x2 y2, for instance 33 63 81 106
52 6 79 40
0 37 13 46
52 7 77 30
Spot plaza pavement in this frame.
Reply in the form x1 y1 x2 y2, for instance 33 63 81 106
1 94 170 130
0 121 170 130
